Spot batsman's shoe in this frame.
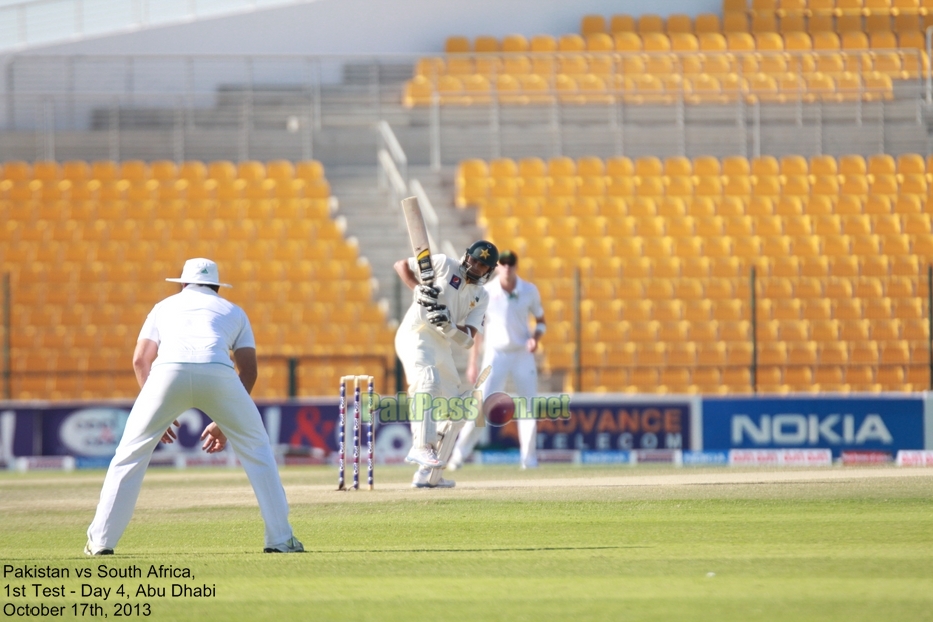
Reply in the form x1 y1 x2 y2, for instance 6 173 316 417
263 536 304 553
411 469 456 489
412 478 456 489
405 445 444 468
446 448 464 471
84 540 114 556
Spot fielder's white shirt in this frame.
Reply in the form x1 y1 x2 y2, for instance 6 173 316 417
139 284 256 368
483 276 544 353
400 254 489 336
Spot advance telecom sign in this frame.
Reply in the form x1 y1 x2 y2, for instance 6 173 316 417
701 396 933 457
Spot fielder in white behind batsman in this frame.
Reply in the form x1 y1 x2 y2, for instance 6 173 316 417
451 249 545 470
394 240 497 488
85 258 303 555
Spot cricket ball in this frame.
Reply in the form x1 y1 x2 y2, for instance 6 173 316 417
483 392 515 427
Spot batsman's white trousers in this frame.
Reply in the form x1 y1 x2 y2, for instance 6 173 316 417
395 326 462 450
454 348 538 468
87 363 294 549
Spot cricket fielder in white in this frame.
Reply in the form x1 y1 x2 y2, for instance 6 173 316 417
394 241 497 488
452 249 545 470
85 258 303 555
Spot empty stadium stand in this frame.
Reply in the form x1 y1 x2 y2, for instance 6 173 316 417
457 153 932 394
0 159 395 400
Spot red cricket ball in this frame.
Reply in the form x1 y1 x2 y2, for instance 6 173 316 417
483 392 515 427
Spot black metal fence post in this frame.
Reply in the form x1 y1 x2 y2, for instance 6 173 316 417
750 267 757 394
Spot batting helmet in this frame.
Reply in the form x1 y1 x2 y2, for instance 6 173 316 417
460 240 499 285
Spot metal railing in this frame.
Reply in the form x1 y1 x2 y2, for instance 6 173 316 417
1 353 394 400
377 146 407 209
377 119 407 184
554 267 933 394
1 50 927 165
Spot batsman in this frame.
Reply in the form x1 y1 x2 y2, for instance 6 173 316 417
394 235 497 489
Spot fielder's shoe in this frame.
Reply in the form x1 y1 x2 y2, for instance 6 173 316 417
84 540 114 556
405 445 444 468
263 536 304 553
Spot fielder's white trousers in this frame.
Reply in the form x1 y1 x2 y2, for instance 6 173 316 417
87 363 294 549
395 325 462 449
454 348 538 468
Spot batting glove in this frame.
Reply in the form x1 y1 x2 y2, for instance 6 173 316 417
414 284 440 309
427 305 452 328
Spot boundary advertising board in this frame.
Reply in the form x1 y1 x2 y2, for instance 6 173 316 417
700 395 933 458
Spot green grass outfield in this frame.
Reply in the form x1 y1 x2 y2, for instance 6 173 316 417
2 464 932 622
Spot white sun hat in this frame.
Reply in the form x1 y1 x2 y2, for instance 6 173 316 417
165 258 232 288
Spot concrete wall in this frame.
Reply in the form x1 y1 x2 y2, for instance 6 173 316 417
21 0 718 57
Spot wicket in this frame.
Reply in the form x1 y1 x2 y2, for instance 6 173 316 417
337 375 375 491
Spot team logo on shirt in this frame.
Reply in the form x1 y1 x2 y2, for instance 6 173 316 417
449 275 462 290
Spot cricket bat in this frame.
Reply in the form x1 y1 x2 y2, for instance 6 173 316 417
400 196 435 286
468 365 491 428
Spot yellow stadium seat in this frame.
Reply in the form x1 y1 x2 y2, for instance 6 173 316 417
581 14 607 36
1 160 32 182
696 14 722 34
519 74 554 103
697 343 727 368
785 215 813 236
415 58 445 81
781 14 807 33
642 33 672 54
893 298 923 320
835 297 868 323
462 74 492 104
881 233 911 255
903 318 929 341
721 157 750 179
613 32 642 53
898 30 925 49
587 33 615 53
531 54 557 82
751 13 778 33
672 33 700 54
528 35 557 53
785 24 813 49
689 198 718 218
637 14 665 34
558 33 586 52
445 36 470 53
666 14 693 34
722 11 749 35
785 365 815 390
699 35 728 57
725 343 753 370
864 72 894 100
502 34 529 53
903 213 931 234
751 156 779 177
